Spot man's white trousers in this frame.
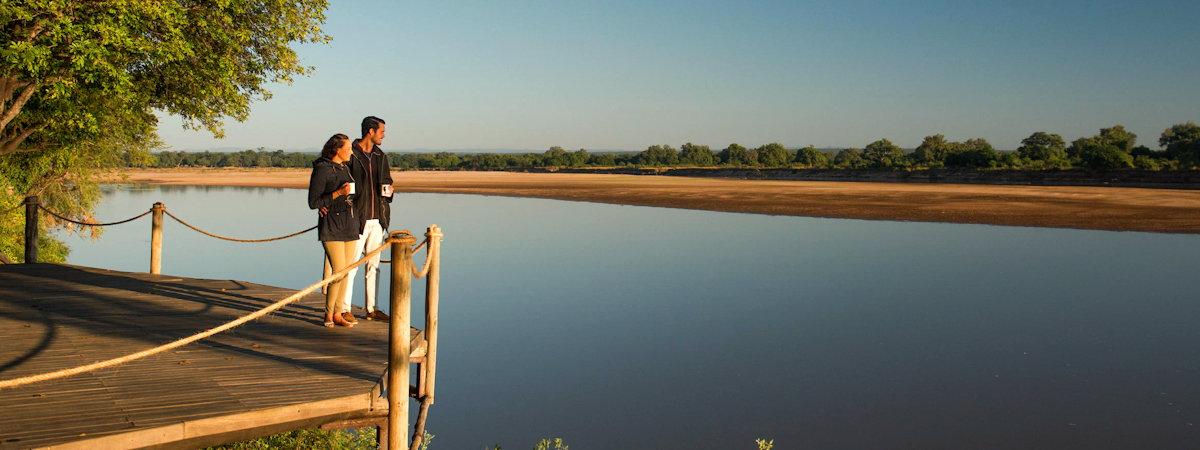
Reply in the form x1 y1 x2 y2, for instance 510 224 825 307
342 218 385 312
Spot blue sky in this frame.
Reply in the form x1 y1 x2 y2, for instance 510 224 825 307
156 0 1200 151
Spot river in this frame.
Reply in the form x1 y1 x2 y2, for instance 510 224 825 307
55 184 1200 449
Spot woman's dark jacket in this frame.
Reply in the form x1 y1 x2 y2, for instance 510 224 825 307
308 157 365 241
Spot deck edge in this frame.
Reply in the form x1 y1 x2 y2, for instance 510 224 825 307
39 392 379 450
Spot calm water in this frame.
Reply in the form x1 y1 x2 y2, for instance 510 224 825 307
56 184 1200 449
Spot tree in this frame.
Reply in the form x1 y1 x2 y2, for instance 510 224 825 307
862 138 906 169
542 147 569 167
636 144 679 166
718 143 756 166
1016 132 1067 162
679 142 715 166
912 134 953 167
793 145 829 168
1069 124 1137 159
588 152 617 166
944 138 997 168
755 143 792 167
1160 122 1200 167
568 149 589 167
0 1 329 263
833 148 865 169
1098 125 1137 153
1072 137 1133 170
1069 125 1138 170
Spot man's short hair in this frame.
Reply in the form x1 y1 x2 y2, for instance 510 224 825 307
361 116 386 137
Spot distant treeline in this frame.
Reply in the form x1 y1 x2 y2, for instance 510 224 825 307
144 122 1200 171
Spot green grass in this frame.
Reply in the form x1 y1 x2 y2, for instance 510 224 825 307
210 429 772 449
204 428 381 450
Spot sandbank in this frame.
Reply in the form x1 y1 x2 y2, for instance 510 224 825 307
111 168 1200 234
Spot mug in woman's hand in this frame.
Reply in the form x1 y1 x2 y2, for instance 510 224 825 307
347 182 356 195
381 184 393 197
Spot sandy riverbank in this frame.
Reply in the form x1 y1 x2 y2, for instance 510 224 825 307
111 168 1200 234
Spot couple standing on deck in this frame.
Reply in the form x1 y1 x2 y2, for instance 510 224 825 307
307 116 395 328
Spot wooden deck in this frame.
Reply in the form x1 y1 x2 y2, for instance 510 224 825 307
0 264 424 449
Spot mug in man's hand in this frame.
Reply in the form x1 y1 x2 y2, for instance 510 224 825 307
347 182 356 195
381 184 394 197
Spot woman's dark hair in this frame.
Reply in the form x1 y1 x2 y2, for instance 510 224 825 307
320 133 350 159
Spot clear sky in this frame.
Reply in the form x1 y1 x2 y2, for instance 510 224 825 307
156 0 1200 152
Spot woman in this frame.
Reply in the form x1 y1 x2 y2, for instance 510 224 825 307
308 133 363 328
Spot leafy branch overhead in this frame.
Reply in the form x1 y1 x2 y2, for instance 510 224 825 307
0 0 330 156
0 0 329 264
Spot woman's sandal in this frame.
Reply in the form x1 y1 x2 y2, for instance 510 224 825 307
324 319 335 328
332 314 355 328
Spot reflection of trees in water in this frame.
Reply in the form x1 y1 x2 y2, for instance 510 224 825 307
102 184 286 196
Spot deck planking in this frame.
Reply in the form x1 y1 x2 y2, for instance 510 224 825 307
0 264 423 449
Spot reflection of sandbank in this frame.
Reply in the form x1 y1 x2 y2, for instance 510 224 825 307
111 168 1200 234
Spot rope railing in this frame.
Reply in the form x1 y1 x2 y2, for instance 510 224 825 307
0 236 406 390
10 195 444 450
38 204 153 227
162 208 316 243
412 238 434 278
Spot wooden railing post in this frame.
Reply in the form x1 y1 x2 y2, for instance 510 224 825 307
423 224 442 403
23 196 38 264
386 231 415 450
410 225 442 449
150 202 164 274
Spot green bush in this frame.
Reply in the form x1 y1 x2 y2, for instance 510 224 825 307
793 145 830 168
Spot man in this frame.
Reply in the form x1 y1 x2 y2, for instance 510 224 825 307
342 116 394 322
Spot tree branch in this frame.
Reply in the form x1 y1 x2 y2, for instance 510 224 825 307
24 23 46 42
0 123 48 155
0 81 40 132
0 77 11 104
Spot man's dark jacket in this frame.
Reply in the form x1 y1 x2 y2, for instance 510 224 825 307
348 140 395 229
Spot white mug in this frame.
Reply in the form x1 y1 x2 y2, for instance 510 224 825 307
381 184 393 198
347 182 356 195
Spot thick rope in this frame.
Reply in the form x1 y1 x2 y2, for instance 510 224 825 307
163 208 316 243
38 205 152 227
378 238 425 264
0 238 399 390
412 238 434 279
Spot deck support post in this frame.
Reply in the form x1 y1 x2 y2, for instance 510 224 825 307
410 224 443 450
23 196 37 264
150 202 164 274
387 231 415 450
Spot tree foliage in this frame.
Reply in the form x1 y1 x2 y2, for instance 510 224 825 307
862 138 906 169
944 138 997 168
755 143 792 167
719 143 755 166
636 144 680 166
793 145 829 168
1069 125 1138 170
1017 132 1067 162
833 148 865 169
679 142 715 166
1160 122 1200 168
912 134 952 167
0 0 329 262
